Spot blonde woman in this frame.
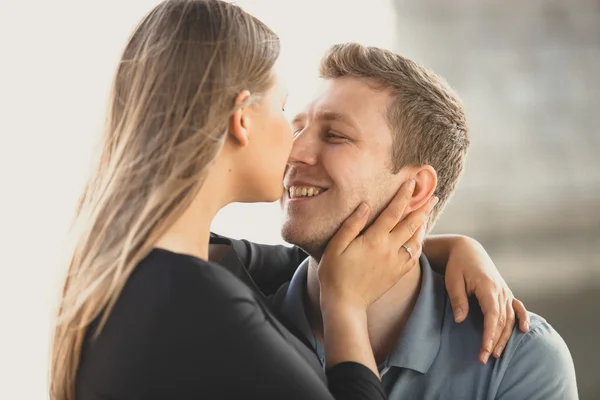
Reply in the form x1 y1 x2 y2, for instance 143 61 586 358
51 1 528 399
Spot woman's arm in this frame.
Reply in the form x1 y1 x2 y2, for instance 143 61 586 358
423 234 530 364
422 234 461 273
167 266 386 400
319 181 434 377
210 232 306 295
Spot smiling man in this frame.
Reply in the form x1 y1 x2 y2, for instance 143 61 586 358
275 43 578 399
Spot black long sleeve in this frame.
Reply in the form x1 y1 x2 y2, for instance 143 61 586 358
210 232 307 296
76 249 386 400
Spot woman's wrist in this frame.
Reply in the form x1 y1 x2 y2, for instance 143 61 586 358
424 234 473 274
320 291 367 317
321 303 378 375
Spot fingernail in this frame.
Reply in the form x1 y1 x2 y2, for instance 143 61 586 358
356 203 369 217
495 346 503 357
427 197 439 214
454 307 465 322
482 352 490 365
486 339 494 352
524 321 529 332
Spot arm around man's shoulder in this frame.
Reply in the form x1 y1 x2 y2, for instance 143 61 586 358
211 232 307 295
496 313 578 400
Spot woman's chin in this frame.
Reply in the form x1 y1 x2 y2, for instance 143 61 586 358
264 185 284 203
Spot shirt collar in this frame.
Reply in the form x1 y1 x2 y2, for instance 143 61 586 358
281 255 446 374
386 255 446 374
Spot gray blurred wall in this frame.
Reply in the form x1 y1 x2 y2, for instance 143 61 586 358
392 0 600 398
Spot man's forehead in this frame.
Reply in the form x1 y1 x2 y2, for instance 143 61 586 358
292 79 389 129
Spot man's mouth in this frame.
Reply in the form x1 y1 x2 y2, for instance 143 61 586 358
287 185 328 199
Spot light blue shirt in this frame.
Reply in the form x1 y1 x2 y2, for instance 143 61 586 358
276 256 578 399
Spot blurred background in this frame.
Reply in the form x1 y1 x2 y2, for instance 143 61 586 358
398 1 600 398
0 0 597 398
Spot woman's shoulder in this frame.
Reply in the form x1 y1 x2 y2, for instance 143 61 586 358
94 248 263 345
132 248 257 303
76 249 271 397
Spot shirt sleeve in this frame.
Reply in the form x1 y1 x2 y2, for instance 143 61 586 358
328 362 387 399
211 232 308 296
495 319 578 400
151 261 386 400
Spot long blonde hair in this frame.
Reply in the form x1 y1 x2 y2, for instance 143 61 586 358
50 1 280 399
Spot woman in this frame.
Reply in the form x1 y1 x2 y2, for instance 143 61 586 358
50 1 527 399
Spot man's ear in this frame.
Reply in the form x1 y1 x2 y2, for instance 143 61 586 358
407 165 438 213
228 90 252 146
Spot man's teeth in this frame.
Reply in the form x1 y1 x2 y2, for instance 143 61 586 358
288 186 323 198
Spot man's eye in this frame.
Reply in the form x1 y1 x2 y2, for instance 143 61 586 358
325 132 344 140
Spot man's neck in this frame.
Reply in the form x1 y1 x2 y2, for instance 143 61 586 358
305 257 422 365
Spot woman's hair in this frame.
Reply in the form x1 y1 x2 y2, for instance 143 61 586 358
50 1 280 399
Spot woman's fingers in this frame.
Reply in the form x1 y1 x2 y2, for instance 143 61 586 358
493 296 516 358
326 203 370 255
366 179 416 239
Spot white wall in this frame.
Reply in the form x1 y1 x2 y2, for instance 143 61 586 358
0 1 396 398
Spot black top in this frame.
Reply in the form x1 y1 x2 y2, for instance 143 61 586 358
76 247 387 400
208 232 307 298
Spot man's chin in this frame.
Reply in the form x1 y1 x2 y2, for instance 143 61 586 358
281 225 330 259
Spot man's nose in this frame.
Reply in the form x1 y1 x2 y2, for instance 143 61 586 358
287 128 319 167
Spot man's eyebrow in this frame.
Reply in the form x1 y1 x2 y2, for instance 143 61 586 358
316 110 359 129
291 110 360 130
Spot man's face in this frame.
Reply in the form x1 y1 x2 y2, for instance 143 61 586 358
281 77 409 258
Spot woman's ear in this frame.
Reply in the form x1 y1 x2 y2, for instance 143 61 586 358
229 90 252 147
407 165 438 212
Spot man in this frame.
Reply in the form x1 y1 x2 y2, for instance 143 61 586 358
271 43 577 399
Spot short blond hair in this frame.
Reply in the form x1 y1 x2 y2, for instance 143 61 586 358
320 43 470 226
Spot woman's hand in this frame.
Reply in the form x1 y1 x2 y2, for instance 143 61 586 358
429 235 530 364
317 179 438 376
318 179 438 312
